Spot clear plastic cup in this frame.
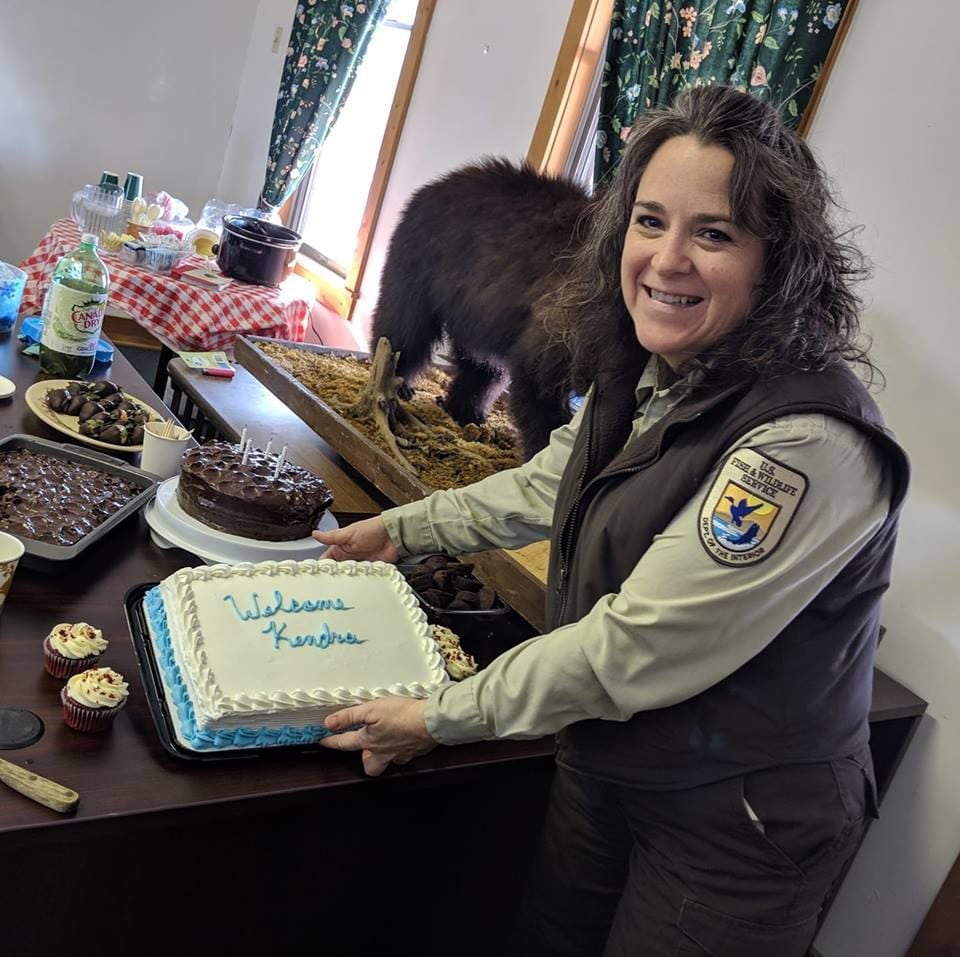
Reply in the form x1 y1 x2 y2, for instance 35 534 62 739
0 263 27 333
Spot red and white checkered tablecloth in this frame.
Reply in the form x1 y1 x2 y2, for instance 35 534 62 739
19 219 314 353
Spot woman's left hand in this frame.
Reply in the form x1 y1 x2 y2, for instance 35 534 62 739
319 697 436 776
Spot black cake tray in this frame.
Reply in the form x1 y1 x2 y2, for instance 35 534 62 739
124 582 330 763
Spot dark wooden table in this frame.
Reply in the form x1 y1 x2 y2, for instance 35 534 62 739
0 332 555 957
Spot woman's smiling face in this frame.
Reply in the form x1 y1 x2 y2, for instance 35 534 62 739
620 135 766 370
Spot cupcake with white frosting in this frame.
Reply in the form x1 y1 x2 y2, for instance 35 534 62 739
43 622 108 679
60 667 129 732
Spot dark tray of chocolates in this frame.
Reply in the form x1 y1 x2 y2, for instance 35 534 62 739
0 434 158 564
397 554 508 621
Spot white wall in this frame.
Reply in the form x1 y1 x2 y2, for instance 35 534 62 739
0 0 267 265
351 0 575 340
218 0 296 206
807 3 960 955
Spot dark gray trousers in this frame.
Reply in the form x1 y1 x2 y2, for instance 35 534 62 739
512 754 875 956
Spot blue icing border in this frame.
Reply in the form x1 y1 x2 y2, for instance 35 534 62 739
144 587 331 751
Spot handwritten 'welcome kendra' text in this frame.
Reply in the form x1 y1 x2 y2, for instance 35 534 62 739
223 590 365 651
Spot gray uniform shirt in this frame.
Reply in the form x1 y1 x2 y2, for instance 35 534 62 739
382 359 893 746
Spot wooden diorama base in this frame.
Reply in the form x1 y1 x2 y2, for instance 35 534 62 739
235 335 552 629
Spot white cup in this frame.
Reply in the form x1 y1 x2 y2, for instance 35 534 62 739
141 421 192 479
0 531 25 613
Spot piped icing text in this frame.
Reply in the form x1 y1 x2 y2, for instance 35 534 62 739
225 589 364 652
260 620 365 650
224 590 354 620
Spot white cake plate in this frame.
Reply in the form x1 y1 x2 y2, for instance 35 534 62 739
144 476 338 565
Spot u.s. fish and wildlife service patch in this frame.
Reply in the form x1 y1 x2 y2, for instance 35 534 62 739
699 448 808 566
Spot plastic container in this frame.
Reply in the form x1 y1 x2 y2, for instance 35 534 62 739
396 562 509 623
0 263 26 333
120 241 144 265
125 582 331 762
143 246 178 273
144 476 338 565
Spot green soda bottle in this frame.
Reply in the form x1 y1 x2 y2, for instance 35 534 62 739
39 233 109 378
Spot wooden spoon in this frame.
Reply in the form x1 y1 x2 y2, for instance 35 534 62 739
0 757 79 813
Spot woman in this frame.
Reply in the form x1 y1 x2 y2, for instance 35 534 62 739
313 86 909 956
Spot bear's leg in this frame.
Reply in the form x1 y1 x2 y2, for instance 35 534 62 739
507 372 572 460
442 352 507 426
370 283 442 400
390 317 440 401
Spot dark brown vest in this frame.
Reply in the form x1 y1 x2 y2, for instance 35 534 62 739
546 362 910 789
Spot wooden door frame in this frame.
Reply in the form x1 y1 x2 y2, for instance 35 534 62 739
527 0 614 175
527 0 860 180
798 0 861 136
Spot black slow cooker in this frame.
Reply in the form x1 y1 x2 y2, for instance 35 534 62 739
215 215 302 287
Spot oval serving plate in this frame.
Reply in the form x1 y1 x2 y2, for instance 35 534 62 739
24 379 163 453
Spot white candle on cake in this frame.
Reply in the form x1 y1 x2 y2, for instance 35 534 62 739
238 426 248 450
271 445 288 481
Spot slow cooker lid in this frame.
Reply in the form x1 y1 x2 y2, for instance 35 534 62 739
222 215 302 247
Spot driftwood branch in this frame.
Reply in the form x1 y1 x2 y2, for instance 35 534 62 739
346 337 423 471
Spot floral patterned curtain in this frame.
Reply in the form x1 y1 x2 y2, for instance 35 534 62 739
259 0 388 212
595 0 851 185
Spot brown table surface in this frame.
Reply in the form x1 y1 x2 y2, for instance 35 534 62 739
0 328 554 841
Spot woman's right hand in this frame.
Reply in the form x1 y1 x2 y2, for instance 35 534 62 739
312 516 400 563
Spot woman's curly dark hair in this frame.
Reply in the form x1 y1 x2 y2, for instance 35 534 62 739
549 84 878 392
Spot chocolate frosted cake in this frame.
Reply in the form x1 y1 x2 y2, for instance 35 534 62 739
177 442 334 541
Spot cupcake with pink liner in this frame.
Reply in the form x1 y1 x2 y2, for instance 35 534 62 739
43 622 108 679
61 667 129 732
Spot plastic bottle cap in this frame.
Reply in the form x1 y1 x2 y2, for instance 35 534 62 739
81 233 98 246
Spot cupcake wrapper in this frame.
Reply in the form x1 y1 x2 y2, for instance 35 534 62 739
43 638 101 680
60 686 126 733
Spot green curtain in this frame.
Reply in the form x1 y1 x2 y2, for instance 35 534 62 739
259 0 389 211
595 0 852 184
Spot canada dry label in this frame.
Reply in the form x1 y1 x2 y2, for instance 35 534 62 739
41 283 106 357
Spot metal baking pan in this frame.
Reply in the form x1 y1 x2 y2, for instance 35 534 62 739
0 433 158 565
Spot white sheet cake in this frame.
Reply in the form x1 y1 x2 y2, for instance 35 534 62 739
143 559 448 750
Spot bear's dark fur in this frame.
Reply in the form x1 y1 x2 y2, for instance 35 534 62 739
369 159 592 458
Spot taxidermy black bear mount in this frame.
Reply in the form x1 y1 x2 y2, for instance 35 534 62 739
369 158 592 459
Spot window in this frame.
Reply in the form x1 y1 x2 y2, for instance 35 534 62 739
290 0 420 285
